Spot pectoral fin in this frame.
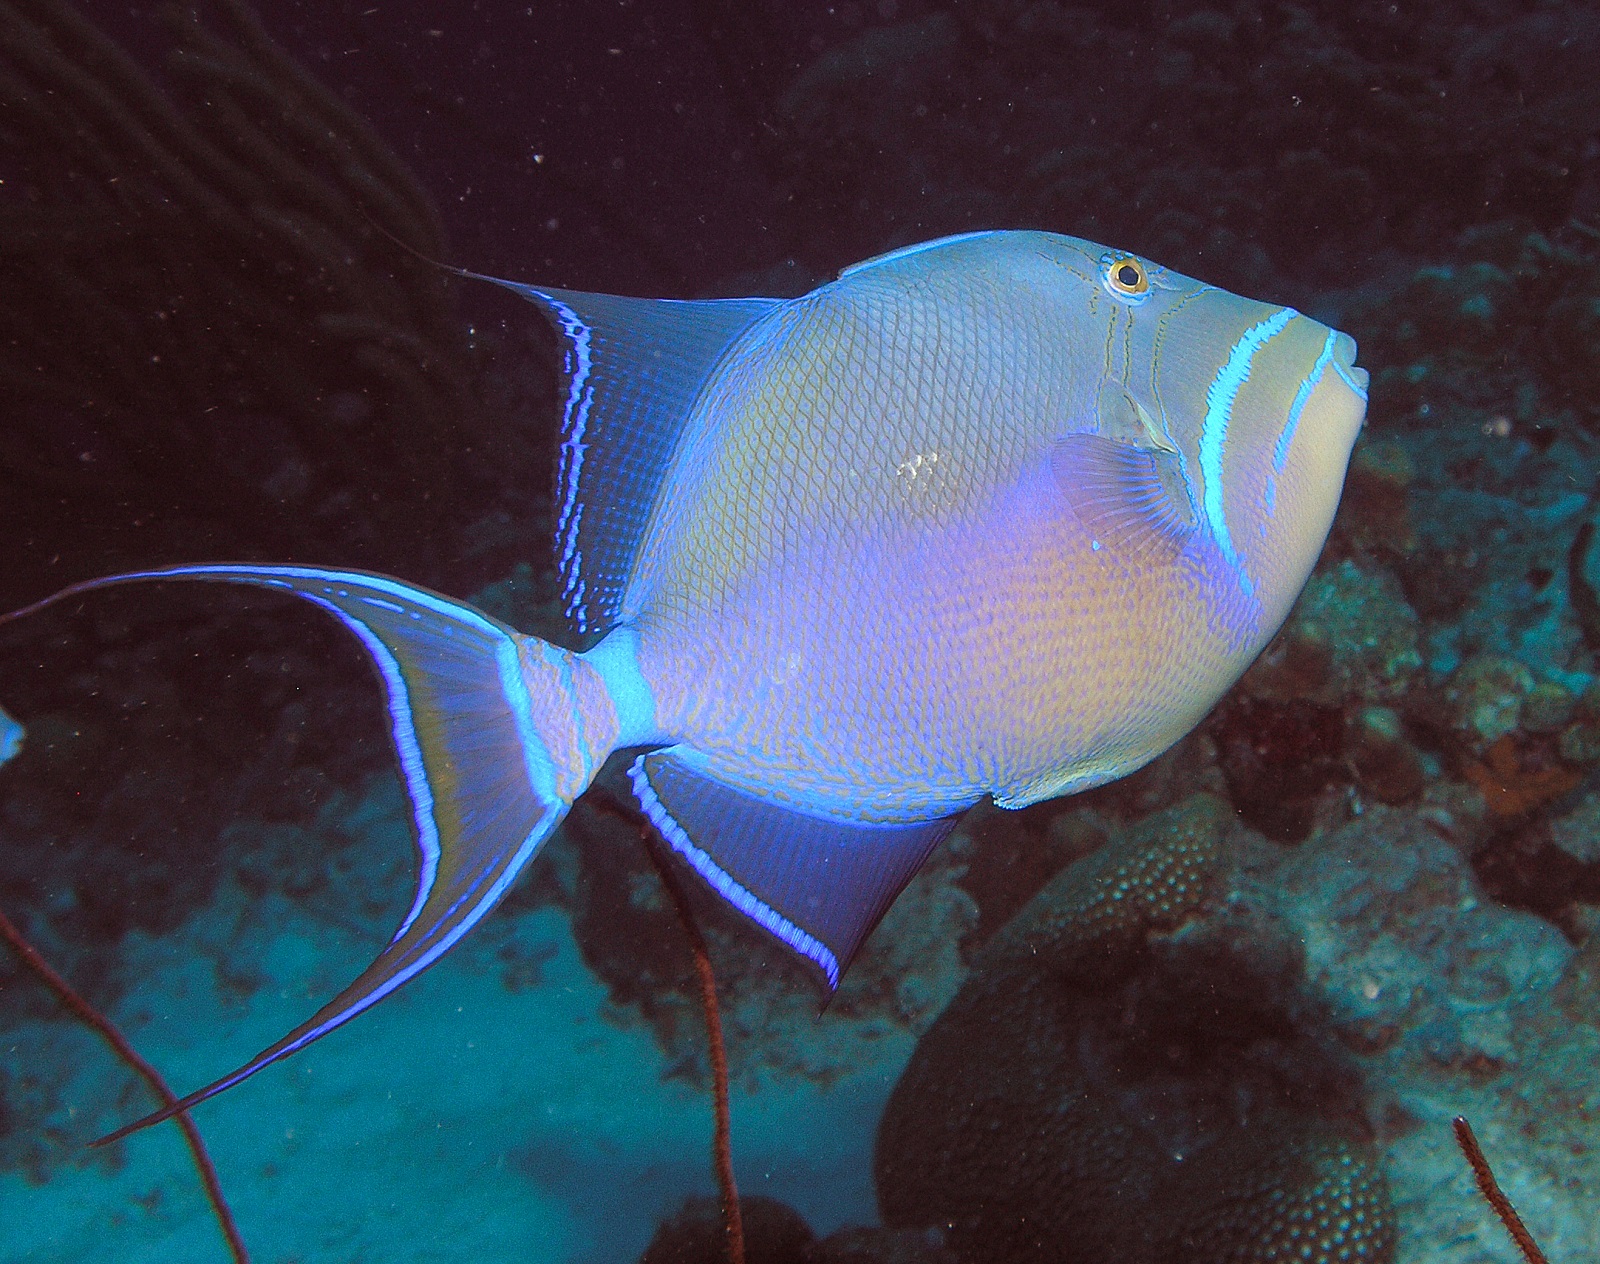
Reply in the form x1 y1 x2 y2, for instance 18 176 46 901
1052 433 1198 565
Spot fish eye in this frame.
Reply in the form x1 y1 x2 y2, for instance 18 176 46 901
1101 253 1151 302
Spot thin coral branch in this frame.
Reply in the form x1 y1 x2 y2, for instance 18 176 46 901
639 825 747 1264
1452 1115 1548 1264
0 906 251 1264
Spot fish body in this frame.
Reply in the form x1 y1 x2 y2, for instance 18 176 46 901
617 231 1364 821
1 230 1367 1137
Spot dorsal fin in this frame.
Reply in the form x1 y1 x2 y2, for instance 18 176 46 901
629 751 959 989
488 279 780 643
837 230 1000 279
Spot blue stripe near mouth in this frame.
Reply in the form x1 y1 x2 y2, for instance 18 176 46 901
1200 307 1296 587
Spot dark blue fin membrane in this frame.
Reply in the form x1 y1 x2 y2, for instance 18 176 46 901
483 277 780 643
1052 434 1198 566
629 752 958 990
1 565 568 1145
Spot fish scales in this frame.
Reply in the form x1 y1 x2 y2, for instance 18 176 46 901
627 235 1338 818
637 241 1089 809
0 229 1367 1136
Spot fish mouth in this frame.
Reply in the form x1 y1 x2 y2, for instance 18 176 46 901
1330 330 1369 399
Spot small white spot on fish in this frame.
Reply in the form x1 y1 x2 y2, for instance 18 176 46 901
768 651 805 685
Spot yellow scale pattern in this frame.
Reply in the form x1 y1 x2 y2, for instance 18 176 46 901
617 233 1362 824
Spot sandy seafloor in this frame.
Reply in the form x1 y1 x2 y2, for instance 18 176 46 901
1 776 900 1264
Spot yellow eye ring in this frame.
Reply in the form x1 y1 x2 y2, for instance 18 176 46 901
1102 254 1150 298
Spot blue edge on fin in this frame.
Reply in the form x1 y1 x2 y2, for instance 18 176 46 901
630 752 958 991
0 564 567 1146
1 563 961 1141
480 277 779 644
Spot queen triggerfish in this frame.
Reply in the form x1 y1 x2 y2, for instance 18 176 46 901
2 230 1368 1142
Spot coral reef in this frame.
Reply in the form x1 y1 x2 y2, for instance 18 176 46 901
1351 223 1600 450
875 783 1600 1262
875 794 1395 1264
1461 734 1581 824
639 1194 813 1264
636 1194 959 1264
1255 802 1596 1261
1318 218 1600 934
1177 209 1600 917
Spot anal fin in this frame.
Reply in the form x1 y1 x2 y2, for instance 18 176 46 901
630 752 958 989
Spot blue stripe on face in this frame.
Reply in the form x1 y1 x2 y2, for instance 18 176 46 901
628 755 841 988
1200 307 1297 579
1273 330 1339 476
1263 329 1340 518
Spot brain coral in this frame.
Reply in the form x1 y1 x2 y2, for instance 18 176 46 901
874 794 1394 1264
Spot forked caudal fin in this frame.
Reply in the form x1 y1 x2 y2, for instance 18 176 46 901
0 564 640 1145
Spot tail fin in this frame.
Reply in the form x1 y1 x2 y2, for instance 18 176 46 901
1 564 601 1144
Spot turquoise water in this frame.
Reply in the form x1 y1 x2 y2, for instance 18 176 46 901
1 774 903 1263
